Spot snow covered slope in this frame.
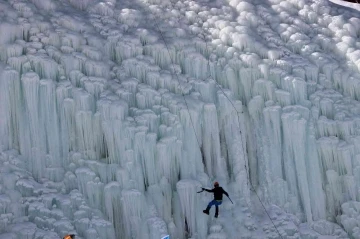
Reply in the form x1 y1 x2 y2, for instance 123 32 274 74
0 0 360 238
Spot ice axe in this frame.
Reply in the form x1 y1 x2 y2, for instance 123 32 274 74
227 196 234 204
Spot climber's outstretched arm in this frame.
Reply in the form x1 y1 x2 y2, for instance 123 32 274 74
202 187 213 192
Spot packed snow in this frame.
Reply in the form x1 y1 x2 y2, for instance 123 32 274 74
0 0 360 238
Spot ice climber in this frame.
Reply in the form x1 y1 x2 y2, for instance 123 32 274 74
201 182 230 218
63 234 75 239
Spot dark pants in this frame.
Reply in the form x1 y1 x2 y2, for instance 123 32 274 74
205 200 222 216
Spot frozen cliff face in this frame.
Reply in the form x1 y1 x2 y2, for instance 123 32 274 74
0 0 359 238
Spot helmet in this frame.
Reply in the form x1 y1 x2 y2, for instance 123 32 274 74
214 181 219 187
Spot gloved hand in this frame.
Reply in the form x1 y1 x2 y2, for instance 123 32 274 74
201 187 205 190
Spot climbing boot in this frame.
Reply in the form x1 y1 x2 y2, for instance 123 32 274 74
203 205 210 215
215 206 219 218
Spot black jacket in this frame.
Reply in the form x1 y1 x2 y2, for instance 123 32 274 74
203 187 229 200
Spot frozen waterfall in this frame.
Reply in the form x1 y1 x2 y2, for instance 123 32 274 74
0 0 360 238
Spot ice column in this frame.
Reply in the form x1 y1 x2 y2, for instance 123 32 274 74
60 98 76 159
202 104 227 181
306 122 326 220
282 110 313 221
218 92 250 202
263 106 283 180
75 167 96 197
86 177 104 211
104 182 123 238
39 79 61 164
144 217 168 239
178 108 203 178
147 178 172 223
98 98 129 164
0 68 21 150
21 72 44 154
248 96 266 188
156 137 179 188
120 189 147 239
143 133 158 186
176 180 207 238
124 149 145 192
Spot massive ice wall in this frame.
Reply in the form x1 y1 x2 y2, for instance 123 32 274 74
0 0 360 238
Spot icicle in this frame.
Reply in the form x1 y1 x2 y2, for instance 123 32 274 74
75 111 97 160
242 68 262 100
45 166 65 182
317 116 337 138
60 98 76 156
156 137 179 187
124 149 145 192
104 182 122 237
91 217 116 239
325 170 342 219
159 177 172 223
72 88 95 113
142 133 158 186
281 75 307 105
74 217 90 237
253 79 276 102
192 79 217 103
142 217 167 239
343 176 357 201
177 109 202 174
202 103 226 181
82 45 104 61
337 119 356 140
182 51 209 80
60 55 82 75
223 65 240 98
176 179 206 238
171 192 185 239
75 167 96 198
282 110 313 221
337 142 355 175
39 79 61 162
317 137 340 173
114 38 143 64
248 96 266 187
263 106 283 180
268 67 286 88
21 71 45 151
85 228 100 239
82 77 107 100
120 189 147 239
0 68 21 151
0 23 22 44
143 43 172 68
86 177 104 211
27 54 59 80
84 60 110 79
0 44 23 62
306 122 326 221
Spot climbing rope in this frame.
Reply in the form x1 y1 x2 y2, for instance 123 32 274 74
152 11 284 239
153 20 204 164
199 29 284 239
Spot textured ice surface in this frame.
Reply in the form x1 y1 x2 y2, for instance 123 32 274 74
0 0 359 238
